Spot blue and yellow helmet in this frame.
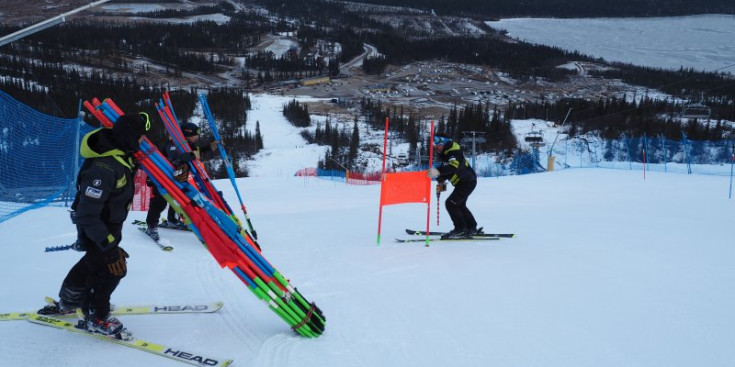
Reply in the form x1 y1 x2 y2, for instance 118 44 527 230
433 134 451 146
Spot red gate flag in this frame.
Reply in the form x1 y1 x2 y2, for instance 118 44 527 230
376 118 435 245
380 171 430 206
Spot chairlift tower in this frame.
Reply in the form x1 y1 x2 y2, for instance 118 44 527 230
524 128 546 173
547 108 572 172
460 131 486 169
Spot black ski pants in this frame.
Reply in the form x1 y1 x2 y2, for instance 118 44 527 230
146 184 178 227
59 223 126 320
445 179 478 232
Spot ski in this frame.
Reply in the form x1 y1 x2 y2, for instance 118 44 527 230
159 219 191 231
2 299 224 321
395 236 500 243
138 227 174 251
28 314 233 367
132 219 191 232
405 228 516 238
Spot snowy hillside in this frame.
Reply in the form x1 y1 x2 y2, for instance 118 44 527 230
242 94 332 177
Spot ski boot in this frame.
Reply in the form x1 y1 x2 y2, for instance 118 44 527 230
145 226 160 241
86 315 125 336
441 228 471 240
37 300 76 316
467 227 484 236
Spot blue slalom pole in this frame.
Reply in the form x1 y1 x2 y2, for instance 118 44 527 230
199 93 258 239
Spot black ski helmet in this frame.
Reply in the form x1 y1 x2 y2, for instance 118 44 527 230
111 113 149 153
181 122 200 137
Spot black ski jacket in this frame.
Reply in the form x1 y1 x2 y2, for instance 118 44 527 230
435 141 477 186
72 128 136 252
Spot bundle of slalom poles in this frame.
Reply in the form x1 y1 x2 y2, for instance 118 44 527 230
82 96 325 337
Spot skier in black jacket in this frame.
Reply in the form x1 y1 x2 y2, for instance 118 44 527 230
145 122 218 237
39 113 149 335
427 133 483 239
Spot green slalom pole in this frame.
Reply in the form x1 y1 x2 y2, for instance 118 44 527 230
261 277 320 337
250 284 301 331
273 271 326 327
255 277 318 337
242 273 302 330
273 271 326 321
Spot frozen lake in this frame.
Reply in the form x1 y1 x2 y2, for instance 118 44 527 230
487 15 735 74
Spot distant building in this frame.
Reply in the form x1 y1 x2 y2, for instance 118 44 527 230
366 83 392 93
301 77 330 86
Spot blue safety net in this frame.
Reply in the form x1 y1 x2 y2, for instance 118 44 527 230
0 90 89 222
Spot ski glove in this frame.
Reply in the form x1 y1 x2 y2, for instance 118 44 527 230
436 182 447 193
427 167 440 179
173 164 189 183
106 247 129 277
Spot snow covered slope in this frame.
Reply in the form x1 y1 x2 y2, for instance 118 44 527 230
1 167 734 367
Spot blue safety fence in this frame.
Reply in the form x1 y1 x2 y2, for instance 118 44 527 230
308 134 735 183
393 133 735 178
0 90 89 223
536 134 735 176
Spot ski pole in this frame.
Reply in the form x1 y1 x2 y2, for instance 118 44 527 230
436 189 441 226
45 244 74 252
199 93 258 239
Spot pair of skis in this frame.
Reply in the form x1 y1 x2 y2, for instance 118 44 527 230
132 219 190 252
5 298 231 366
397 229 516 243
137 227 175 251
132 219 190 232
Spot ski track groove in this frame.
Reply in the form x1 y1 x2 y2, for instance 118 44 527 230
2 323 56 365
151 216 271 362
195 251 262 357
253 334 298 367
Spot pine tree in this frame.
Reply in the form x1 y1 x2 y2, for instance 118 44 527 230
349 118 360 165
255 120 264 150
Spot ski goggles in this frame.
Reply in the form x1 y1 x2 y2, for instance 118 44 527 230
433 135 451 145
